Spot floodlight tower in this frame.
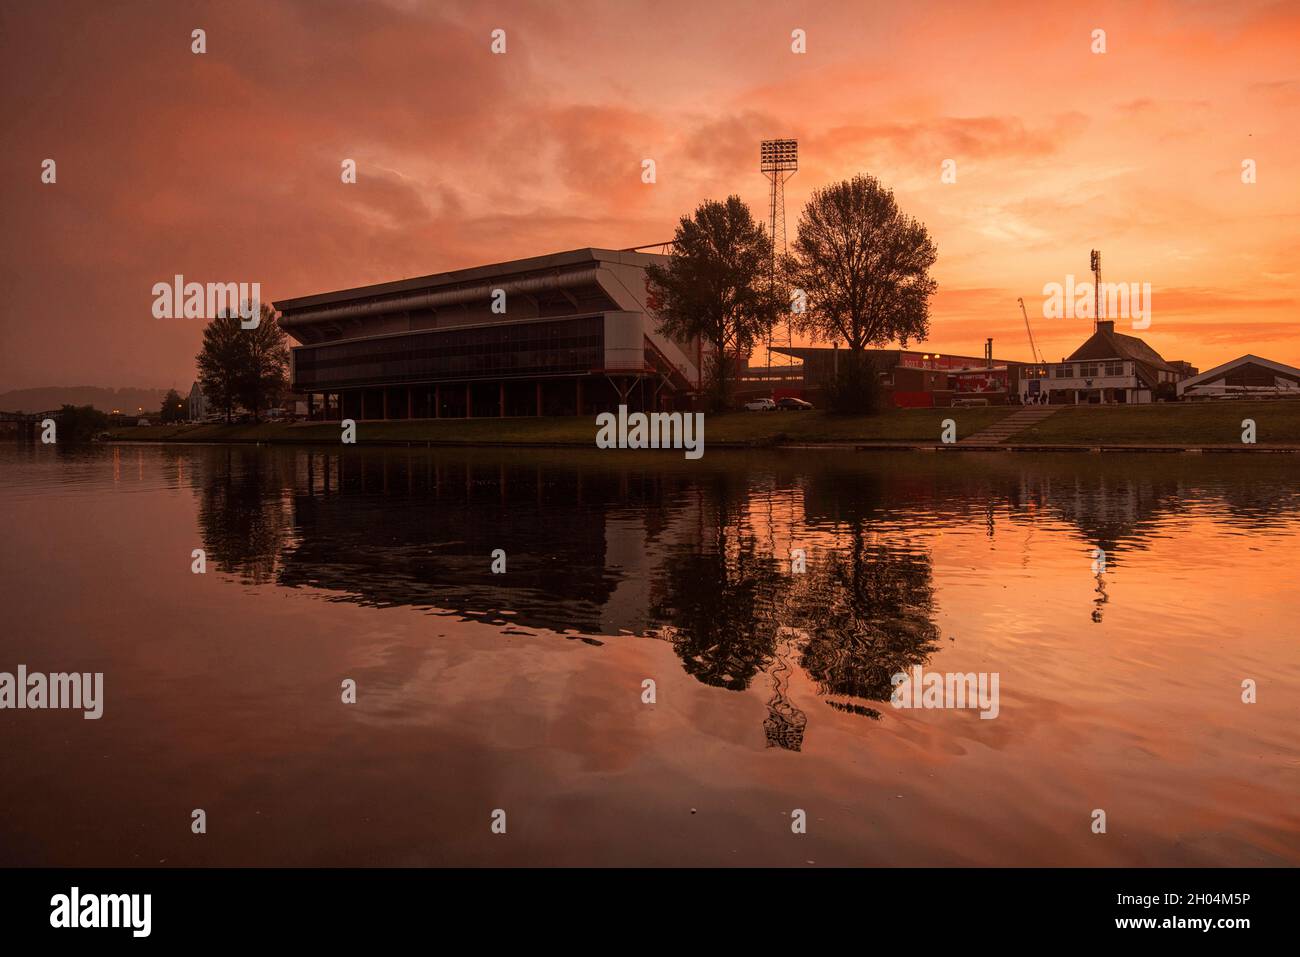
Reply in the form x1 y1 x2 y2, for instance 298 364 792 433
760 139 798 374
1090 249 1102 332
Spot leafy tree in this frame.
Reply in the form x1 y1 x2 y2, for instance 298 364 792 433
237 303 289 420
197 311 246 423
159 389 188 423
646 196 781 411
196 303 289 423
784 174 937 411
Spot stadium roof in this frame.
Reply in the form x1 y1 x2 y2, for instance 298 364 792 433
274 247 667 313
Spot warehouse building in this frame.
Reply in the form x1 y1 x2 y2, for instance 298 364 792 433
274 248 705 420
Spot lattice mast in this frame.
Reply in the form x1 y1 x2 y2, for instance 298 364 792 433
1090 249 1102 333
760 139 798 378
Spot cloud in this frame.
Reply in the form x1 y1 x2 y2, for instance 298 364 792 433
1 0 1298 390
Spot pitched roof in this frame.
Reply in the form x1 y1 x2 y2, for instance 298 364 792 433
1066 323 1180 386
1177 354 1300 390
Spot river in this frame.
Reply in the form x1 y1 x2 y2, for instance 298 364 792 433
1 443 1296 865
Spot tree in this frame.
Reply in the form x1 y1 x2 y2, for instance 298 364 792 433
645 196 781 411
54 404 107 443
197 311 245 423
159 389 188 423
237 303 290 420
784 174 938 412
196 303 289 423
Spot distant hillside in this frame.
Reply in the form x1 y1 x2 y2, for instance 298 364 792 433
0 386 174 414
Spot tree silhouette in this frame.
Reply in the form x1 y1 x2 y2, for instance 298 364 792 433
646 196 781 411
159 388 187 422
784 174 937 410
196 303 288 422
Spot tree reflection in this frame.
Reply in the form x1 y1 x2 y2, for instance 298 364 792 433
195 447 291 583
648 480 942 750
789 531 941 705
650 487 785 692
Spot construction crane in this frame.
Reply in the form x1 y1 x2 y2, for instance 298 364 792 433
1018 297 1045 365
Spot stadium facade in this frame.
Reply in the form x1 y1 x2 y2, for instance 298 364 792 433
274 248 704 420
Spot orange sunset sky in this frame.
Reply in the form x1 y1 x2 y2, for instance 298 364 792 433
2 0 1298 391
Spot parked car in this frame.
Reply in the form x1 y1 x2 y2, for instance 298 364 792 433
775 397 813 410
135 418 152 426
744 397 776 411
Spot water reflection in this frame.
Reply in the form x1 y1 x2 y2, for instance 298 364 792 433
188 446 1300 749
195 447 293 584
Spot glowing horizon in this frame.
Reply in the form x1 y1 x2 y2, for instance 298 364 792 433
2 0 1297 391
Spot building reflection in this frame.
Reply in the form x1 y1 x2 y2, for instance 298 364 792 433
186 446 1300 747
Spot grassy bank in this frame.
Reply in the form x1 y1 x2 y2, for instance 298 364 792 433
106 407 1013 446
1009 401 1300 446
103 401 1300 448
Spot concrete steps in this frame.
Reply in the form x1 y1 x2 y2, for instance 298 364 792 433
959 406 1059 445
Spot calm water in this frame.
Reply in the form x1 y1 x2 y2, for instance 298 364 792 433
1 442 1297 866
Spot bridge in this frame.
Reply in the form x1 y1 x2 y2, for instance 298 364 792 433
0 410 63 442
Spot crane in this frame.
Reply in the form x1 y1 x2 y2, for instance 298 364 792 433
1018 297 1045 365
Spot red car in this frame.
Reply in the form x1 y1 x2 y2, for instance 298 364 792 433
775 397 813 410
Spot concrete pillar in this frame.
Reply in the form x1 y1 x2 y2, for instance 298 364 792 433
465 383 473 419
382 389 390 420
435 384 441 419
307 393 315 419
536 381 543 416
499 382 506 417
407 388 413 419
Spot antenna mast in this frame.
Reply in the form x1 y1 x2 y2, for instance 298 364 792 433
1090 249 1102 332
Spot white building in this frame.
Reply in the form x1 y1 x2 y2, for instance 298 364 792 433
1020 320 1191 405
188 381 208 421
1177 354 1300 399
